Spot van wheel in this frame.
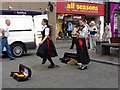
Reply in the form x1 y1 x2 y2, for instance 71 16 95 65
11 43 24 57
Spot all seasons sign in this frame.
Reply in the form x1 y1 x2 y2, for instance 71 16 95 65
56 2 105 16
65 2 98 11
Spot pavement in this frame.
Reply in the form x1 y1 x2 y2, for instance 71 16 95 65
1 39 119 88
55 39 120 66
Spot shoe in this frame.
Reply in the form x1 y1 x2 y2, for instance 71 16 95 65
48 64 55 68
77 65 83 69
41 59 47 64
48 64 59 68
10 57 15 60
70 47 73 49
59 58 64 61
78 65 87 70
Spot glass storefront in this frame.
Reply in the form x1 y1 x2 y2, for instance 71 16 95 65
110 2 120 38
56 2 105 39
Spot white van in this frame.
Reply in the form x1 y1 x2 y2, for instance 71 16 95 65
0 14 48 57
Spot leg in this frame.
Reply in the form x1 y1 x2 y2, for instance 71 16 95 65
90 36 93 49
41 58 47 64
3 38 13 60
70 37 76 49
70 37 74 49
0 42 2 54
47 57 55 68
93 36 96 49
2 38 6 50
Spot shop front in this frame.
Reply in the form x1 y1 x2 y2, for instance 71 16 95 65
56 2 105 39
110 2 120 38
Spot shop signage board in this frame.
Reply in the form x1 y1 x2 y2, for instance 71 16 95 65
56 2 105 16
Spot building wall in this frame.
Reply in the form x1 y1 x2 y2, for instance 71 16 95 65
1 2 57 42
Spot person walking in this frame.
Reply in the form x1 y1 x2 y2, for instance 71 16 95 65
89 21 98 50
102 21 111 42
0 28 4 54
2 19 14 60
67 22 73 38
76 19 90 70
70 22 78 49
36 19 58 68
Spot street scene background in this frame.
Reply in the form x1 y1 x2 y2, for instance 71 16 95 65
0 0 120 89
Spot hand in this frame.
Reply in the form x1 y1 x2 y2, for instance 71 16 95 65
39 42 43 45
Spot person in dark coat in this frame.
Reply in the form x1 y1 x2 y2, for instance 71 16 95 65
36 19 58 68
70 22 78 49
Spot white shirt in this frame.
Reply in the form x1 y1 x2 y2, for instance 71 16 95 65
2 24 10 37
79 25 89 38
42 25 50 36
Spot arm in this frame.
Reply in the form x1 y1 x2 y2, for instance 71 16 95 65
39 28 50 45
40 36 48 45
2 29 5 37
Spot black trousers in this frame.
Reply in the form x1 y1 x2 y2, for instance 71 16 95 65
70 37 77 48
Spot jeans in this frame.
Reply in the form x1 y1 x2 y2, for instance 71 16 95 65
0 42 2 54
2 37 13 59
90 35 96 49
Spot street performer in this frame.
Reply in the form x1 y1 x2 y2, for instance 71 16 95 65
36 19 58 68
76 19 90 70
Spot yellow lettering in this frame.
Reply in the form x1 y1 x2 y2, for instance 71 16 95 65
67 4 71 9
67 3 99 11
76 5 79 9
95 6 98 10
83 5 86 10
71 3 75 9
80 5 83 10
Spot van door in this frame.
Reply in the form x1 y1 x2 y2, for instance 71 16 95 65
33 15 48 47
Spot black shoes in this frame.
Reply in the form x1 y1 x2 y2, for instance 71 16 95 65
41 59 47 64
78 65 87 70
70 47 73 49
10 57 15 60
59 58 64 61
48 64 59 68
48 64 55 68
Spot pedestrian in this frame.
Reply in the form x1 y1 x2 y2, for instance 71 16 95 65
61 21 67 38
36 19 58 68
70 22 78 49
2 19 15 60
89 21 98 50
0 28 4 55
76 19 90 70
0 28 5 61
67 22 73 38
102 21 111 42
83 20 90 49
96 20 101 41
